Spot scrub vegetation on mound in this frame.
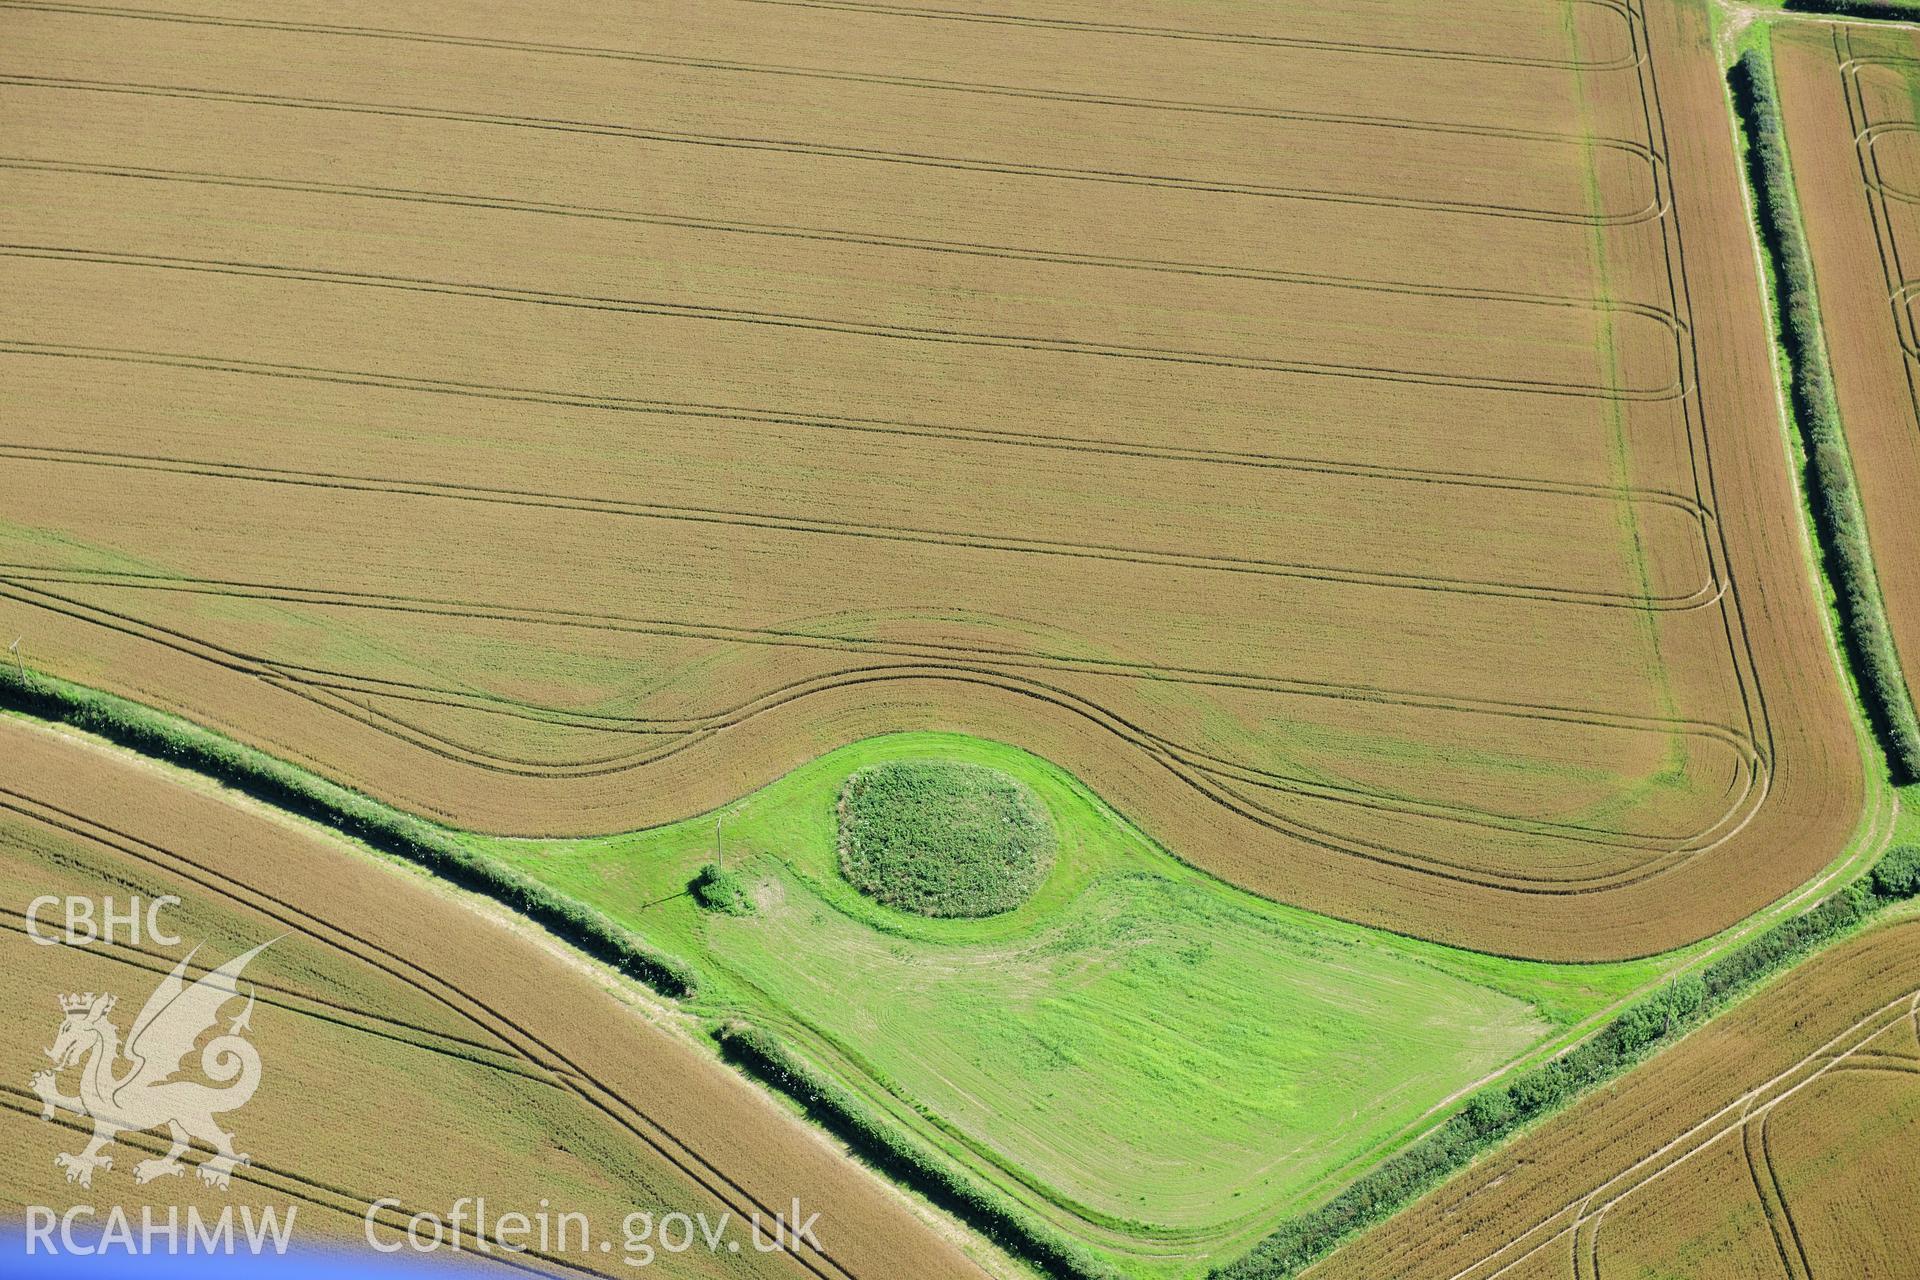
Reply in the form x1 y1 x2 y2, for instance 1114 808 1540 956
0 0 1865 965
690 862 755 916
0 665 1658 1276
837 760 1055 917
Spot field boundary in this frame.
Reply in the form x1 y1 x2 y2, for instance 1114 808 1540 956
1730 41 1920 779
1383 914 1920 1280
0 663 1142 1278
1201 17 1918 1275
713 1022 1118 1280
1213 835 1917 1279
0 664 701 996
0 660 1897 1280
1784 0 1920 21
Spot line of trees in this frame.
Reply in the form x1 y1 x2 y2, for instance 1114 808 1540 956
0 665 700 996
1783 0 1920 20
713 1021 1120 1280
1732 49 1920 779
8 660 1920 1280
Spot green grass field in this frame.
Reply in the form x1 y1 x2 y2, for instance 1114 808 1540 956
466 732 1674 1272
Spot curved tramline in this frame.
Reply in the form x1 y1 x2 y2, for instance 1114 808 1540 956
1769 20 1920 775
0 0 1862 968
0 2 1899 1275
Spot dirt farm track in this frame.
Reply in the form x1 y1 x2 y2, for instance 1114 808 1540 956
0 0 1864 959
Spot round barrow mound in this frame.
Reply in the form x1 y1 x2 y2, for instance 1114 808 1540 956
836 760 1056 917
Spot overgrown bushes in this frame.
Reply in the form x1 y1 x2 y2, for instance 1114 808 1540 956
689 862 754 915
837 760 1055 917
1214 840 1920 1279
0 666 699 997
1731 50 1920 780
1783 0 1920 19
1871 843 1920 900
713 1021 1118 1280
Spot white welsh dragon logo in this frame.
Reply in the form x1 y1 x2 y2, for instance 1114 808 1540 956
30 941 273 1190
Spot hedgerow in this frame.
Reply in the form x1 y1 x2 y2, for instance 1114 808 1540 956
1731 49 1920 780
13 669 1920 1280
837 760 1054 916
1216 838 1920 1279
1783 0 1920 19
712 1021 1119 1280
0 666 699 997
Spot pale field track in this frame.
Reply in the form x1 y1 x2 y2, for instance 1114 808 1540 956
0 718 989 1280
0 0 1862 958
1774 21 1920 720
1305 915 1920 1280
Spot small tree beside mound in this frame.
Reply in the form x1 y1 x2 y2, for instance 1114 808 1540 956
690 862 755 916
837 760 1055 917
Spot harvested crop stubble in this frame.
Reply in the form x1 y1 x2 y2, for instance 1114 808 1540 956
1305 916 1920 1280
0 0 1862 958
1773 22 1920 760
0 716 986 1280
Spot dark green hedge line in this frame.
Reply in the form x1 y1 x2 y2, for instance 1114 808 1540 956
0 666 699 997
1214 842 1920 1280
1732 50 1920 780
1783 0 1920 20
712 1022 1120 1280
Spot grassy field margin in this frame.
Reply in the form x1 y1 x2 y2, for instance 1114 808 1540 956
714 1021 1119 1280
1212 838 1920 1278
1 662 1903 1280
0 666 1136 1278
1207 38 1920 1280
1731 44 1920 778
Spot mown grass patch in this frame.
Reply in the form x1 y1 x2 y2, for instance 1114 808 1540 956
1 664 1889 1280
469 733 1680 1275
1215 830 1920 1279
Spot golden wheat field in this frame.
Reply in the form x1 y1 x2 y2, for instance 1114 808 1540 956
6 2 1918 1280
0 0 1862 961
